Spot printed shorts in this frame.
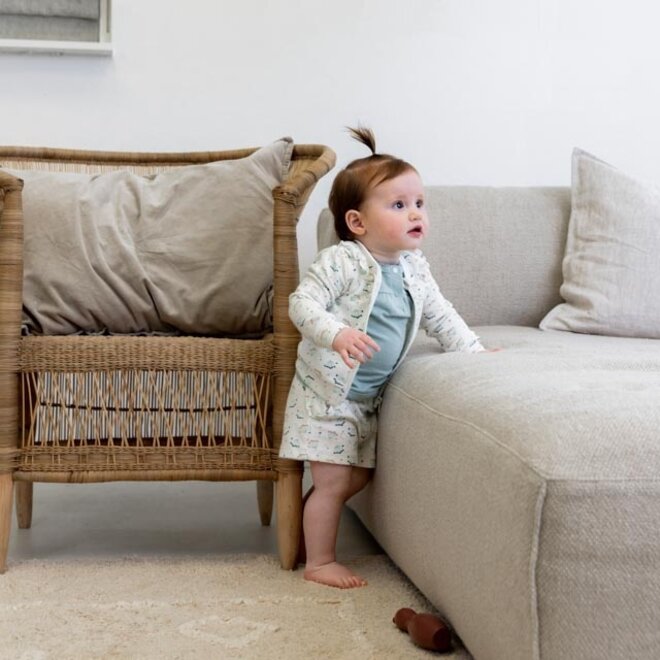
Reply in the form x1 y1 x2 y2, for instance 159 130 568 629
279 376 378 468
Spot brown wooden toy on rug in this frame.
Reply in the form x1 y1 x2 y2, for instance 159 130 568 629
393 608 453 652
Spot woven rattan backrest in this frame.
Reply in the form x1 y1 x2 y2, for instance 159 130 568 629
0 145 325 180
0 148 254 179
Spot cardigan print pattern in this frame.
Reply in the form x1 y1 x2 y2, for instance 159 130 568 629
289 240 483 407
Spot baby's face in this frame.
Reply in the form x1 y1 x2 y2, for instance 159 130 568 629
354 170 428 263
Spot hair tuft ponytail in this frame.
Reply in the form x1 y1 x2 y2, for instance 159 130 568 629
347 125 377 155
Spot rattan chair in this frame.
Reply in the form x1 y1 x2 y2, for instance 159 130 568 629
0 143 335 573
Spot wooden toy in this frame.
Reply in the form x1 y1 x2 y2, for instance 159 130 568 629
393 607 452 652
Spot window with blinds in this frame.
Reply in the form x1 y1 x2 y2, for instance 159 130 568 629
0 0 112 55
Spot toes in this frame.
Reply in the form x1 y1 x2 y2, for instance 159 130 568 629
303 562 367 589
341 575 366 589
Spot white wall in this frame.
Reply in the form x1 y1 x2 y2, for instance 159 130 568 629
2 0 660 271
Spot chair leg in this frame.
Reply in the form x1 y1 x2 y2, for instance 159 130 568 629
276 465 303 570
256 480 273 526
15 481 33 529
0 474 13 574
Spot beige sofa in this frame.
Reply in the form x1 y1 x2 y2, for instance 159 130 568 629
317 185 660 660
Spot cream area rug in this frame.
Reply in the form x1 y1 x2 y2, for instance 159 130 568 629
1 554 472 659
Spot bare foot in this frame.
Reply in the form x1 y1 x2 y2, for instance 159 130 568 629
304 562 367 589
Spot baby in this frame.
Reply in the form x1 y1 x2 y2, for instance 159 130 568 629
279 127 486 588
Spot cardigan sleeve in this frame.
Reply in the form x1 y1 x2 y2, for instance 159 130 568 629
289 245 353 349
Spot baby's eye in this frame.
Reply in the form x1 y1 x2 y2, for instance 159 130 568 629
393 200 404 209
416 199 424 208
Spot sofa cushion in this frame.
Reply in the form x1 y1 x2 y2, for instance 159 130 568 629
350 326 660 660
6 138 293 336
318 185 571 327
401 326 660 480
540 148 660 338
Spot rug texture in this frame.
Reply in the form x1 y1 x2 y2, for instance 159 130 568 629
1 554 471 659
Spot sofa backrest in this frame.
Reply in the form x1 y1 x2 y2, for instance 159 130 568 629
317 186 571 326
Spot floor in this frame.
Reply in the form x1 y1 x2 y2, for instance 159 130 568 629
8 471 381 564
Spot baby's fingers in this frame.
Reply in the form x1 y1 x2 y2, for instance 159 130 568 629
354 339 374 360
360 333 380 353
339 349 357 369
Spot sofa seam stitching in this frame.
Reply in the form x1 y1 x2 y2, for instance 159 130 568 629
530 479 547 660
387 383 549 479
387 384 660 484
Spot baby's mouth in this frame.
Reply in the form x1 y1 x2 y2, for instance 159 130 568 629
407 226 424 238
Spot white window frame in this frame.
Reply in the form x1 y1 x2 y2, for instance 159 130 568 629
0 0 112 57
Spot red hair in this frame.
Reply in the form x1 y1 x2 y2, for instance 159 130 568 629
328 127 417 241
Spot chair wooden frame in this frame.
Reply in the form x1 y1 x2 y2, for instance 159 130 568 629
0 143 335 572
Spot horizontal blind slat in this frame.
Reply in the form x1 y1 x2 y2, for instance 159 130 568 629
0 0 99 20
0 15 98 42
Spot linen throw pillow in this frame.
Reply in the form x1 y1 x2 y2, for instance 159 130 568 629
6 138 293 336
539 148 660 338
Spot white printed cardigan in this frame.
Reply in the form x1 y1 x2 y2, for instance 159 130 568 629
290 240 483 407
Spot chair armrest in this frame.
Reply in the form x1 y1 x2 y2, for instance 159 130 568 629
274 145 336 206
0 169 24 471
0 168 24 325
0 169 23 193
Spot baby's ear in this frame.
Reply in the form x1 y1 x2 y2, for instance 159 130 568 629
345 210 366 236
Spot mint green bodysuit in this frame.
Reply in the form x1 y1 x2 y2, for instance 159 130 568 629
348 262 413 401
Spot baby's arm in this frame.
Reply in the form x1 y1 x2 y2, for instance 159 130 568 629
419 259 484 353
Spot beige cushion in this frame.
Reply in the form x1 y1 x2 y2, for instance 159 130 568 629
540 148 660 338
8 138 293 336
350 326 660 660
318 184 571 327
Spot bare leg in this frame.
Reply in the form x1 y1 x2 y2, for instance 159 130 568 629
296 484 314 566
299 466 371 565
347 466 373 499
303 462 373 588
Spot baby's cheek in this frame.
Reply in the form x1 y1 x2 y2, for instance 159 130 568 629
388 225 405 239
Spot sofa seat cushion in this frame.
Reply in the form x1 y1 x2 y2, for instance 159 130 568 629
399 325 660 480
350 326 660 660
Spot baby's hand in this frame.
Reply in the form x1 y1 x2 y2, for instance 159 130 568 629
332 327 380 368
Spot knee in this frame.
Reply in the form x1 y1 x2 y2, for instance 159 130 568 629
312 466 353 500
326 474 354 500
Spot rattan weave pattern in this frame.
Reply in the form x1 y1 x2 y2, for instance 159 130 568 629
0 143 336 571
21 368 271 454
19 335 275 373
